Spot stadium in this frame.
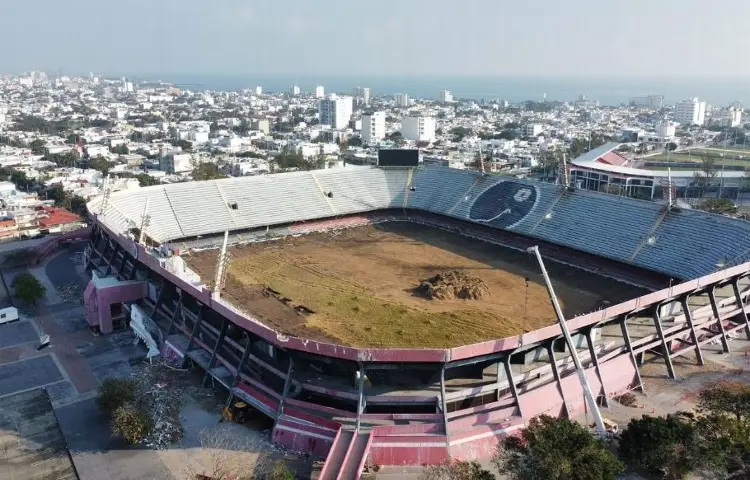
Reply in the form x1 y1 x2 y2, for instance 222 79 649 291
84 163 750 478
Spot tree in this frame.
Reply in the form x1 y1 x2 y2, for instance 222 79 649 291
618 414 700 480
192 162 226 181
472 153 493 173
451 126 472 142
97 378 138 416
695 382 750 477
666 142 678 152
135 173 159 187
111 402 153 445
70 195 88 216
695 198 737 215
110 144 129 155
420 460 496 480
172 139 192 151
89 155 115 175
388 131 404 142
182 427 291 480
694 156 718 194
492 415 624 480
699 381 750 423
346 136 363 147
12 273 46 306
66 133 84 145
29 139 47 155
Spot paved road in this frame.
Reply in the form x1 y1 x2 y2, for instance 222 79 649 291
0 388 78 480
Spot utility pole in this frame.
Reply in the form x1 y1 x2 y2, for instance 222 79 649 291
527 246 606 437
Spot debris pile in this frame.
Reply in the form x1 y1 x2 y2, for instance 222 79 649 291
56 283 83 305
614 392 638 408
417 270 489 300
130 360 210 449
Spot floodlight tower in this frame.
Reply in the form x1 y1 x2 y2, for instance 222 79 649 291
212 230 231 299
527 245 606 437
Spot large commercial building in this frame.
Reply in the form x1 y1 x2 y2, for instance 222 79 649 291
675 98 707 126
361 112 386 145
159 153 192 174
319 95 353 130
629 95 664 108
394 93 409 108
440 90 453 103
402 116 436 142
315 85 325 99
353 86 371 106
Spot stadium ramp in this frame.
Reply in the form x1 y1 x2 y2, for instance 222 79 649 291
319 428 373 480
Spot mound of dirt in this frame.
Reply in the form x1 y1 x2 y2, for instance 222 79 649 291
417 270 489 300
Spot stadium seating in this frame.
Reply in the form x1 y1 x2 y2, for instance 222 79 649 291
95 166 750 280
220 172 334 228
634 208 750 278
408 167 483 214
532 191 663 260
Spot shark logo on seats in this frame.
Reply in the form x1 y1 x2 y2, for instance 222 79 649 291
469 182 539 228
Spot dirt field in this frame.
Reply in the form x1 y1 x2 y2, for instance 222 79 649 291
185 222 644 348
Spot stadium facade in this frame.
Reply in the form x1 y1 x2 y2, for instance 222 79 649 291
84 166 750 477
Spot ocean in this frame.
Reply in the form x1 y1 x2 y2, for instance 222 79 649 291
140 74 750 107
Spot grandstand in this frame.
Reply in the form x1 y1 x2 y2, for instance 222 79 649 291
85 165 750 477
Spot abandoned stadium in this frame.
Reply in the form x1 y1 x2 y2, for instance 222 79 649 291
83 165 750 478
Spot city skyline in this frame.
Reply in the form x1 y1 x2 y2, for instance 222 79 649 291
2 0 750 78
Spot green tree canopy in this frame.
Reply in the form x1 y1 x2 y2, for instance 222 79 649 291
29 139 47 154
192 162 226 181
696 198 737 215
12 273 46 306
89 155 115 176
421 459 496 479
493 415 624 480
619 414 700 480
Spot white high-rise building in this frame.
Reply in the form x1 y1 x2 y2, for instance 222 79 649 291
319 94 353 130
255 86 263 95
315 85 325 98
394 93 409 108
401 116 436 142
729 107 743 127
361 112 386 145
440 90 453 103
290 85 301 96
656 120 677 140
675 97 706 126
353 86 371 105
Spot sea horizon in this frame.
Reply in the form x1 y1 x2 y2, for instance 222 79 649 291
123 73 750 107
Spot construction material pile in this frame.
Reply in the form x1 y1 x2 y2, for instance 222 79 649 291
131 360 211 449
417 270 489 300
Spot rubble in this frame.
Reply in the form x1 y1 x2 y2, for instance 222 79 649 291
129 360 211 449
417 270 489 300
56 283 83 305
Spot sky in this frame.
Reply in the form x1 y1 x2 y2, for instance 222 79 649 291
2 0 749 78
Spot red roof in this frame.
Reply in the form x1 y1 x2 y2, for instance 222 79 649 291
596 151 629 166
37 207 82 228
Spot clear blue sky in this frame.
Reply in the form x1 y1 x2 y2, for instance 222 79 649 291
2 0 748 77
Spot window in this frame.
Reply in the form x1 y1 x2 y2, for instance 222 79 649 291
1 314 6 319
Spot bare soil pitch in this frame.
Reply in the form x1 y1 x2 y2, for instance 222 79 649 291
185 222 643 348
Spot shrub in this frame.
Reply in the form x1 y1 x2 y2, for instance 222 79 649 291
97 378 137 416
111 402 153 445
267 460 295 480
618 414 700 480
420 459 496 479
12 272 46 306
493 415 624 480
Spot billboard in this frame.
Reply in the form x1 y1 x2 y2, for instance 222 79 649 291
378 149 419 167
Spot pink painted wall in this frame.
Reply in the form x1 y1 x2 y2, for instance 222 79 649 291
83 280 148 333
